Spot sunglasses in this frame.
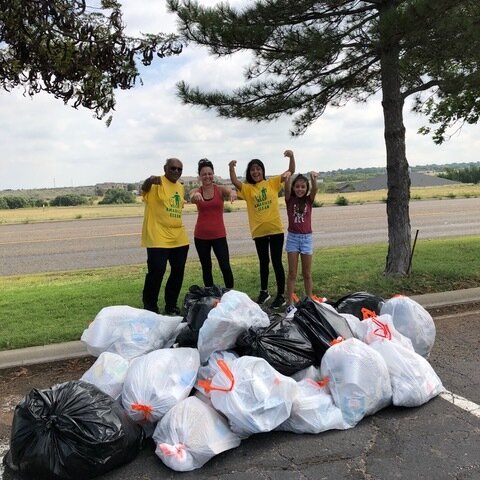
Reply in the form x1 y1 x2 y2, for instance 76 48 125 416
198 158 213 166
169 166 183 172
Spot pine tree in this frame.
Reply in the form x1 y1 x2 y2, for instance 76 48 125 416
0 0 182 122
168 0 480 275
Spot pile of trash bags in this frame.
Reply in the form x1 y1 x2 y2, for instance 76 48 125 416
5 288 443 478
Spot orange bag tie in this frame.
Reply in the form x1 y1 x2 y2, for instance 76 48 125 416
196 359 235 394
305 376 329 389
131 403 153 420
329 336 344 346
361 307 378 320
317 377 330 388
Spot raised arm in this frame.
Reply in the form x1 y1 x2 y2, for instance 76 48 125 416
229 160 243 190
284 149 296 175
284 171 292 201
309 171 319 202
141 175 161 194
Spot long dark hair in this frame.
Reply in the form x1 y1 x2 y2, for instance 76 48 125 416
290 174 310 214
245 159 266 184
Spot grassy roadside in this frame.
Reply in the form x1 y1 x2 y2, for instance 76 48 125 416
2 183 480 224
2 235 480 351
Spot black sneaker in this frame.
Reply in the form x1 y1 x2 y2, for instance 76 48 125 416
164 306 181 316
271 294 286 309
256 290 271 305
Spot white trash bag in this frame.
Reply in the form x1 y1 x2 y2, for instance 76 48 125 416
80 351 129 400
81 305 182 360
321 338 392 427
290 365 322 382
153 396 241 472
202 356 297 438
197 290 269 363
277 378 348 434
380 295 436 358
344 313 414 351
369 340 444 407
122 348 200 424
195 350 239 398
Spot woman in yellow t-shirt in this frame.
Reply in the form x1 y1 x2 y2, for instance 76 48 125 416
229 150 295 309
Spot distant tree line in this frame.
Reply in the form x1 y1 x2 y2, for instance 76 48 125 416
0 189 136 210
438 166 480 184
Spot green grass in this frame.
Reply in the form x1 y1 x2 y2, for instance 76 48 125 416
2 235 480 351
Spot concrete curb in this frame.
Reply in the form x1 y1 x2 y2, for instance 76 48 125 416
2 287 480 370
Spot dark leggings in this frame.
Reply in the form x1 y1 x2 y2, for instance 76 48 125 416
254 233 285 295
142 245 189 313
194 237 234 289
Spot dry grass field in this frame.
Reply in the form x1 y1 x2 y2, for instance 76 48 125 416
1 183 479 224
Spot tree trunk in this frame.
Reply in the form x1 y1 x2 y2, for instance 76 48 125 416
379 4 411 276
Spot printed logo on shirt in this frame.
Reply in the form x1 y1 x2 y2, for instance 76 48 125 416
293 203 308 223
165 192 182 218
254 187 272 211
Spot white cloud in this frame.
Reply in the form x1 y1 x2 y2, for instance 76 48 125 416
1 1 478 190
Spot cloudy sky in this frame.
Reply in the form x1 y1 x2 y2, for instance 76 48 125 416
1 1 479 191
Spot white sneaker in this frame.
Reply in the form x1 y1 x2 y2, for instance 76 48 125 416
285 304 297 319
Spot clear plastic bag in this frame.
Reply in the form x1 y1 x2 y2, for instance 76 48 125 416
277 378 348 434
122 348 200 424
203 356 297 438
198 290 269 363
343 313 414 351
153 396 241 472
81 305 182 360
369 340 444 407
320 338 392 427
81 351 129 400
195 350 239 398
380 295 436 357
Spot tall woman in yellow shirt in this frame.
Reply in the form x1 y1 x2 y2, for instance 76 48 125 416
229 150 295 309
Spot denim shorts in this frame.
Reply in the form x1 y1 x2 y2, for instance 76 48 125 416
285 232 313 255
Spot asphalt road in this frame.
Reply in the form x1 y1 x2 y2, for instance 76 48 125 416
1 303 479 480
2 197 480 276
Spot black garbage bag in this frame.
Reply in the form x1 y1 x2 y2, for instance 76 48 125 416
174 322 199 347
333 291 385 320
5 380 144 480
295 297 354 340
292 297 354 365
235 314 316 376
182 284 228 332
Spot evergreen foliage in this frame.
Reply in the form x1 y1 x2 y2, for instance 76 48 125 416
438 166 480 184
0 0 183 121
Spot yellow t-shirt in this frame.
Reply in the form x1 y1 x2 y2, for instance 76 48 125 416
141 176 189 248
238 176 284 239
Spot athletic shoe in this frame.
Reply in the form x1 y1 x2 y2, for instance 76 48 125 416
271 294 287 309
256 290 271 305
310 294 327 303
291 293 300 303
285 304 297 319
164 306 181 316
